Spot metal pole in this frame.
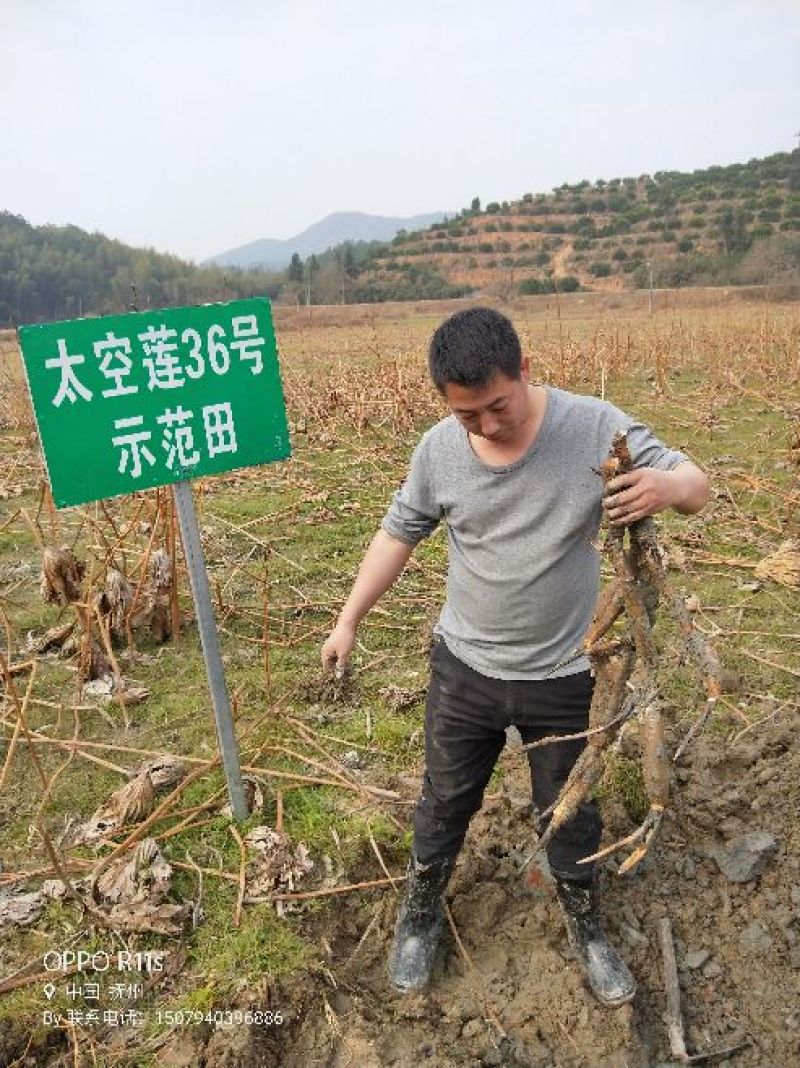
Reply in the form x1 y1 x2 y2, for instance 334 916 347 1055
172 479 248 821
647 261 654 316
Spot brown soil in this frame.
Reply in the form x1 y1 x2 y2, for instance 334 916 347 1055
153 710 799 1068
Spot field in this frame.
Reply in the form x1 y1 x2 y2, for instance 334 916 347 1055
0 287 798 1067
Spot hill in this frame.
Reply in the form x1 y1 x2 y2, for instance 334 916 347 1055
353 150 800 300
208 210 447 269
3 150 799 322
0 212 283 325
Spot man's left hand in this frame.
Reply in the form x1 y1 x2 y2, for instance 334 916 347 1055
603 468 689 525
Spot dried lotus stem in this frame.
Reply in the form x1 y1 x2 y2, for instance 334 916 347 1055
40 546 85 605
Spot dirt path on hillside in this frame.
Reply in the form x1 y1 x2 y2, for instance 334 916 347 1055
152 708 799 1068
552 242 573 281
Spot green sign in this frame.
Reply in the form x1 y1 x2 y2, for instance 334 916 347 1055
18 298 291 508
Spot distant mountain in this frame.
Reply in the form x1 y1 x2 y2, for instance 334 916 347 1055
207 210 448 269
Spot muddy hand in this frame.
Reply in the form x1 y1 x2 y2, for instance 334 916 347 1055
321 619 357 678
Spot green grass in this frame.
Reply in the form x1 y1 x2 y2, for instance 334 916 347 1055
596 753 650 824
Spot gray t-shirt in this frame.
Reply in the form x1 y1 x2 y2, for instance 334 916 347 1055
381 385 689 680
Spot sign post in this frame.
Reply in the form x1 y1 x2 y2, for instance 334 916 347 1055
18 298 291 821
173 479 248 821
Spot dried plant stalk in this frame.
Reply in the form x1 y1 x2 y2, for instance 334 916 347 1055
40 546 85 605
539 431 724 874
103 568 134 640
145 548 173 642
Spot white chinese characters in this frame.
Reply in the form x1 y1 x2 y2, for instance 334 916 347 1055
45 315 267 407
112 404 239 479
112 417 157 478
203 402 237 458
94 332 137 398
46 339 93 406
230 315 265 375
157 406 200 470
140 325 184 390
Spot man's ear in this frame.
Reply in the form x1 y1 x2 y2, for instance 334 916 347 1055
520 355 530 382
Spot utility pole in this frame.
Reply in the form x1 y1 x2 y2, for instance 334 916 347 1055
647 261 654 316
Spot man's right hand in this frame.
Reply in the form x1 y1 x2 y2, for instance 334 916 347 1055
321 619 357 677
319 529 415 677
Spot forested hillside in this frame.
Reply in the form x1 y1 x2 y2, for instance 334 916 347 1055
355 149 800 299
3 149 799 321
0 213 283 325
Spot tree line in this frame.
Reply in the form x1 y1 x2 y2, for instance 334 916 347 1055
0 212 289 325
0 212 470 325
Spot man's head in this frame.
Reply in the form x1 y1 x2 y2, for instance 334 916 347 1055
428 307 523 393
428 308 532 443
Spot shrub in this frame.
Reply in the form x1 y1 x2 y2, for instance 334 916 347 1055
607 193 630 212
589 261 612 277
621 204 650 224
518 274 580 295
519 277 551 295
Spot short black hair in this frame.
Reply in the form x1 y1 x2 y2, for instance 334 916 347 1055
427 307 523 392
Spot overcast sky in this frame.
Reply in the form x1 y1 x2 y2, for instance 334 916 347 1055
3 1 799 263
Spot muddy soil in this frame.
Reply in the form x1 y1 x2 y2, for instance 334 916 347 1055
8 708 797 1068
153 709 799 1068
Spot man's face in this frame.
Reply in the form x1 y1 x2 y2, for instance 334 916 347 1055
442 360 531 443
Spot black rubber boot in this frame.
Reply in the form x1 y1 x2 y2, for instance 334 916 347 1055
552 870 636 1007
388 851 456 993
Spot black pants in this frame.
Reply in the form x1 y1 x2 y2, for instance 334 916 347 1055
412 637 602 881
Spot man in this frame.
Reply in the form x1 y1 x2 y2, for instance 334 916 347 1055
320 307 709 1007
